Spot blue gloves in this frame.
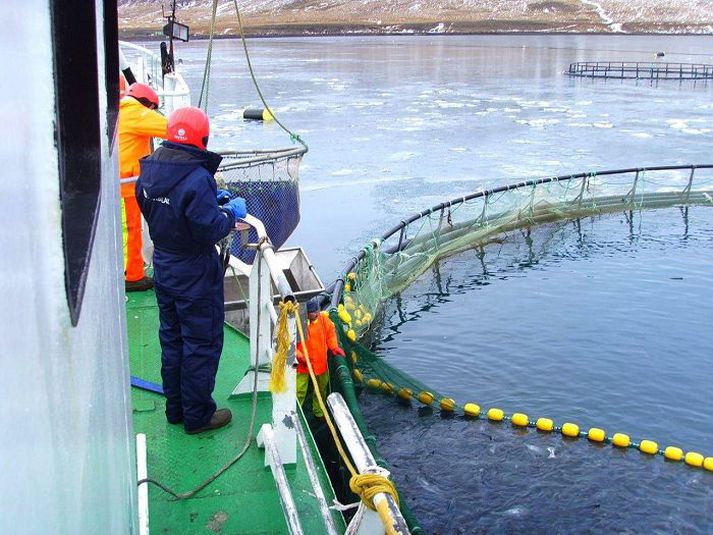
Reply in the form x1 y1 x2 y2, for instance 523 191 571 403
223 197 247 220
216 189 232 205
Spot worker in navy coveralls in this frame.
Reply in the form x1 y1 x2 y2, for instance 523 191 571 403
136 106 247 435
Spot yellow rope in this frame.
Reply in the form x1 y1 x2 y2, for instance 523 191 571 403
294 309 400 512
268 301 295 393
350 473 400 510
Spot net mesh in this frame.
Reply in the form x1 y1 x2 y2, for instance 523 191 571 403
330 166 713 411
216 148 305 263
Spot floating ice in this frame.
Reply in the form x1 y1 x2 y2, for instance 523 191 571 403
331 168 355 176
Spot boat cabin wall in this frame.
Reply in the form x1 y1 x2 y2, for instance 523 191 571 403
0 1 137 533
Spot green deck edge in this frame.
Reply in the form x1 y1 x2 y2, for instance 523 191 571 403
128 290 346 534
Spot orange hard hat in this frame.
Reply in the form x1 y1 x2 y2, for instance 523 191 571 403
167 107 210 150
127 83 159 110
119 73 126 98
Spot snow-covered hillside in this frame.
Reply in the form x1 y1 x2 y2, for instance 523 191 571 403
118 0 713 37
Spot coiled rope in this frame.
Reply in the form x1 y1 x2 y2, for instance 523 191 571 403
268 301 293 393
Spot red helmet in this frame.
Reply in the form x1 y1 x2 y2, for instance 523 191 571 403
126 83 159 110
167 107 210 150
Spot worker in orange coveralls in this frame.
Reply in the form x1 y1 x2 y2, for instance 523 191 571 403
119 83 168 291
296 298 345 418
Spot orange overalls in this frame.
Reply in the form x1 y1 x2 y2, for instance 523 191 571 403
296 312 340 376
118 97 167 282
296 313 341 417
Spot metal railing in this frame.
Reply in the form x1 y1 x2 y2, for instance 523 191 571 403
566 62 713 80
119 40 191 112
327 393 410 535
330 164 713 308
240 215 379 534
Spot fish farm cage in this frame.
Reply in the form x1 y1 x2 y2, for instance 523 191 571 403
327 164 713 406
319 164 713 534
565 62 713 80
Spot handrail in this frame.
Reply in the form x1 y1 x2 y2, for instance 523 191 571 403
241 214 294 301
119 40 161 62
257 424 304 535
136 434 149 535
330 164 713 308
294 416 340 535
118 41 190 101
327 393 410 535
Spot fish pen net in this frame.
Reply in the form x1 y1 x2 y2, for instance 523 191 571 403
329 165 713 410
566 61 713 80
216 147 306 263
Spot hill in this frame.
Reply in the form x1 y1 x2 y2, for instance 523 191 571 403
118 0 713 38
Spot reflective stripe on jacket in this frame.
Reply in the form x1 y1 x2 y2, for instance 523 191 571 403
118 97 167 197
296 312 340 375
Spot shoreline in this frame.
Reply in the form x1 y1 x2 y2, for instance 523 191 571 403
120 28 713 41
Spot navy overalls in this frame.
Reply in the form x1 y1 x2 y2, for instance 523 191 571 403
136 141 235 431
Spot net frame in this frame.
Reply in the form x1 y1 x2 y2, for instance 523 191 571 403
328 164 713 408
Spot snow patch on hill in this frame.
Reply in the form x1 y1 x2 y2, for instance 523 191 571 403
118 0 713 35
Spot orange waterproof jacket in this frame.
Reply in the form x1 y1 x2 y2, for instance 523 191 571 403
118 97 167 197
296 313 340 375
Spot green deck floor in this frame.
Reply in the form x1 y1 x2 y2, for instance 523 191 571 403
128 290 345 534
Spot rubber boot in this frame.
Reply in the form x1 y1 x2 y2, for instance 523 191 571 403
126 276 154 292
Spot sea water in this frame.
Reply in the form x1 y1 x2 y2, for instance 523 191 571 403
364 206 713 533
161 35 713 532
170 34 713 277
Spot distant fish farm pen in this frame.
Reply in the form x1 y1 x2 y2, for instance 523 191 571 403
566 62 713 81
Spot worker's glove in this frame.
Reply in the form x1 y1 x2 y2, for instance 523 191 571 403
216 189 232 205
332 347 346 357
223 197 247 220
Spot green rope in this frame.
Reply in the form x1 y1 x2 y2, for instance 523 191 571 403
198 0 219 112
231 0 309 152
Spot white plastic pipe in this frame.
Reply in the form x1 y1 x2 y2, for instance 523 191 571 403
327 394 410 535
136 433 149 535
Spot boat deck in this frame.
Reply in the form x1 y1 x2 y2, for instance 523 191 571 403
128 290 344 534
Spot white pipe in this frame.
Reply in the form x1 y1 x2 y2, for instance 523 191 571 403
327 394 410 535
267 301 278 326
136 433 149 535
241 214 293 298
259 424 304 535
294 416 339 535
326 394 377 471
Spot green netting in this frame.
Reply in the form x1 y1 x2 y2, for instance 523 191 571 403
330 166 713 413
336 319 453 408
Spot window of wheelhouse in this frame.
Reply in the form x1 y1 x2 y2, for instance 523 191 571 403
104 0 120 149
52 0 118 326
